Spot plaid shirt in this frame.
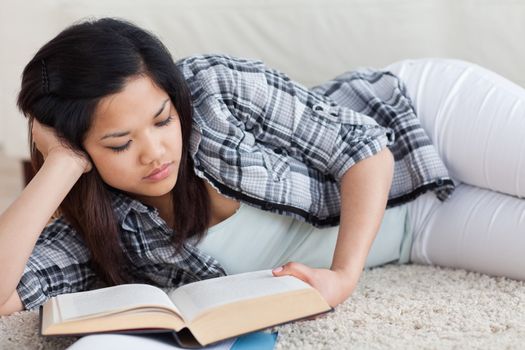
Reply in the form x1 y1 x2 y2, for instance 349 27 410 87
17 54 454 309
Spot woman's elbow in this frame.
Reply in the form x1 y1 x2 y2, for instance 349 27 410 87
0 291 24 316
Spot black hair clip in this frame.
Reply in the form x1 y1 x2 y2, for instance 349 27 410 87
41 59 50 93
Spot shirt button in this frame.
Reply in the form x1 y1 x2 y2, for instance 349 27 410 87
313 104 324 112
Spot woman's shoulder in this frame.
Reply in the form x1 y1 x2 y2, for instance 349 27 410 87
37 215 78 242
35 214 89 244
34 192 157 247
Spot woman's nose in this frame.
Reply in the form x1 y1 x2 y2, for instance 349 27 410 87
139 133 165 165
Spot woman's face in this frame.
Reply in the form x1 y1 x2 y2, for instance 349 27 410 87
83 75 182 201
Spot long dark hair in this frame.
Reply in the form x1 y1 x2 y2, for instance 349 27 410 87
17 18 210 285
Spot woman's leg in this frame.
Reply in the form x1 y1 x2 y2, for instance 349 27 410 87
406 183 525 281
386 58 525 199
387 59 525 280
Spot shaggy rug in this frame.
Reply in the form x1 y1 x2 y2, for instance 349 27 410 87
1 264 524 350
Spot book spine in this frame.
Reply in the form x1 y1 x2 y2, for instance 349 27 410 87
172 328 202 349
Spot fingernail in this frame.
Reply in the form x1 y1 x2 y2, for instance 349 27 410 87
273 266 283 273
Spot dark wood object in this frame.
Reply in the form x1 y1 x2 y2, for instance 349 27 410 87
22 160 35 186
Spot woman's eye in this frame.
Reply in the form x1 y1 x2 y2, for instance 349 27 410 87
155 116 173 127
109 141 131 153
106 115 172 153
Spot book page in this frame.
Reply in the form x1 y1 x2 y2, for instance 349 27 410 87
57 284 182 321
168 270 312 322
66 333 236 350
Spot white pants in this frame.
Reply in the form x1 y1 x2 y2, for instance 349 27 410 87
386 59 525 281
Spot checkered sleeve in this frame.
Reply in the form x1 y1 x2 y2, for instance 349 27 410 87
179 54 394 181
16 217 98 310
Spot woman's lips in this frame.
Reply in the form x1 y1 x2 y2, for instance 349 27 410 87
144 162 173 181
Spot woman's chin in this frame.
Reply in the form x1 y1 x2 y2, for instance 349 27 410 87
145 178 178 197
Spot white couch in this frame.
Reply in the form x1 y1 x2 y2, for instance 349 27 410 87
1 0 525 158
0 0 524 279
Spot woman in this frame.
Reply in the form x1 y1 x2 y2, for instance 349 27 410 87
0 17 502 316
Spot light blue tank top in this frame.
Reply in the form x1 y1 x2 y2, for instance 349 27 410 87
192 202 411 274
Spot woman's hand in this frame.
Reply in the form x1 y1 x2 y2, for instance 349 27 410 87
31 119 92 173
272 262 361 308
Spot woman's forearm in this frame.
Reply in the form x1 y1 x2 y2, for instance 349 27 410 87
0 153 84 305
330 147 394 280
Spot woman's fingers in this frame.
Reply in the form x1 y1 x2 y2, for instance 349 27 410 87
272 261 316 286
31 119 60 158
31 119 93 173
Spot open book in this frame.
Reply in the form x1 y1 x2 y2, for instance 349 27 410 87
40 270 332 348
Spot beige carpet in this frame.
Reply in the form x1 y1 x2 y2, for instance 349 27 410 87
1 264 524 350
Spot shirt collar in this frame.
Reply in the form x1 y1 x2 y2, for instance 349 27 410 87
109 189 155 225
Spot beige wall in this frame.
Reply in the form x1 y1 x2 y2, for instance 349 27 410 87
1 0 524 158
